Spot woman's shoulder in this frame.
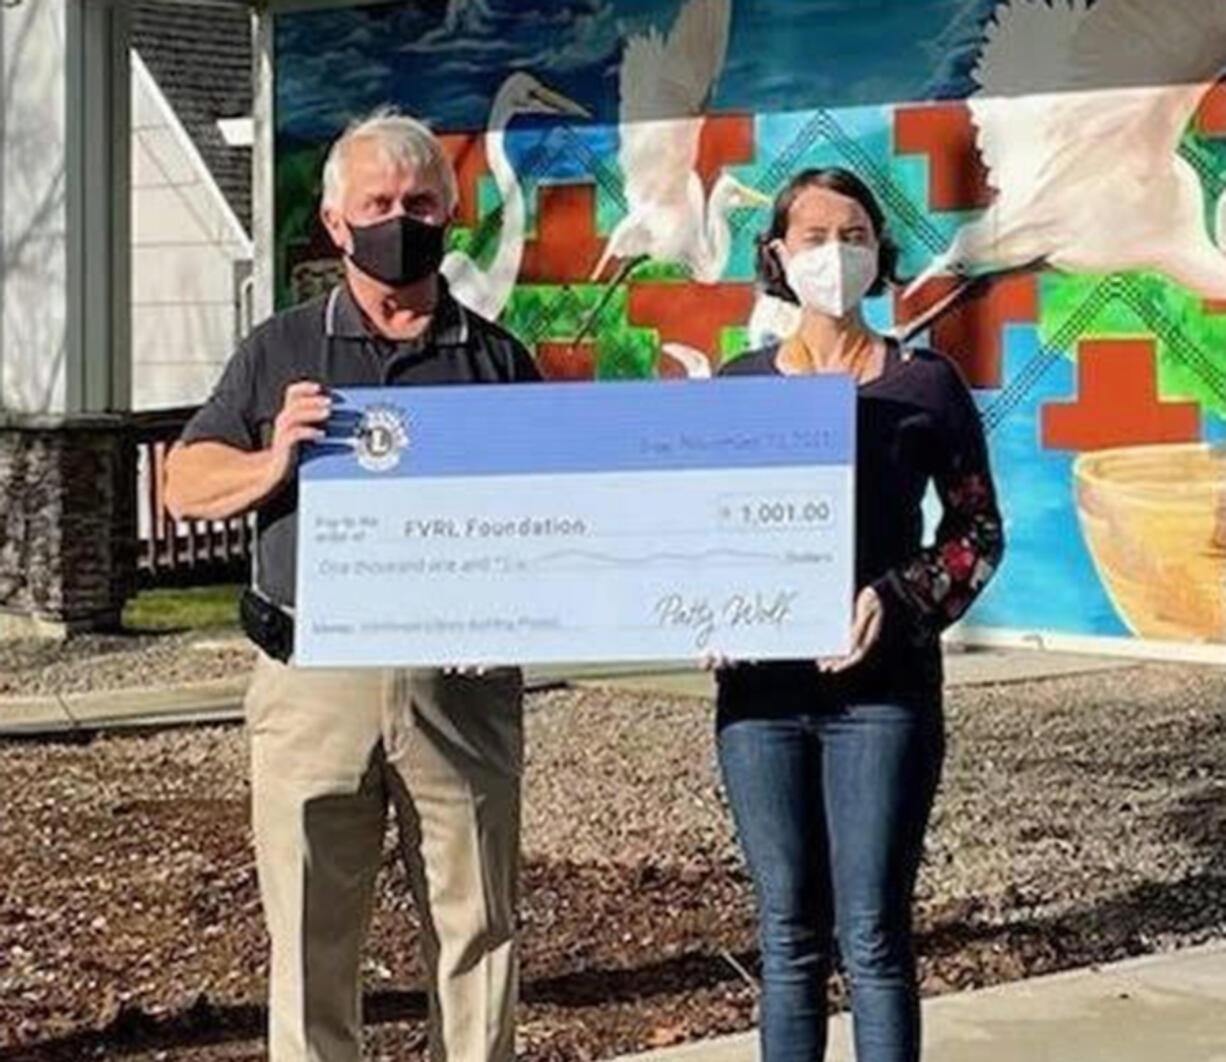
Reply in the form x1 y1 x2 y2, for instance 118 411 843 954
897 343 952 371
717 344 781 377
894 344 984 431
896 344 974 393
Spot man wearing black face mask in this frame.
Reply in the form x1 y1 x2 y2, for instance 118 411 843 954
164 110 541 1062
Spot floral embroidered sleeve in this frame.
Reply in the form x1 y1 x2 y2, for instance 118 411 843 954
872 364 1005 642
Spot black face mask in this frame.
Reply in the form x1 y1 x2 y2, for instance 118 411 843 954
346 214 446 287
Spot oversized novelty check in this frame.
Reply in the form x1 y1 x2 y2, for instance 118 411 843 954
294 378 855 667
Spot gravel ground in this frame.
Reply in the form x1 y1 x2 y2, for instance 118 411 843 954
0 635 254 699
0 663 1224 1060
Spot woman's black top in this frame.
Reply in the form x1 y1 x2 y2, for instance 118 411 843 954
717 339 1005 712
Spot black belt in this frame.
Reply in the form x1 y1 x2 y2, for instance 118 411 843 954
239 587 295 663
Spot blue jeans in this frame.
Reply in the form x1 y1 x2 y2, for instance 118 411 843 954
717 698 943 1062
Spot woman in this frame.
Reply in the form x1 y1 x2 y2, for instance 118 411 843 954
715 168 1005 1062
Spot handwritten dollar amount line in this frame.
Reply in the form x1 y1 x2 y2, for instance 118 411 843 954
528 549 800 569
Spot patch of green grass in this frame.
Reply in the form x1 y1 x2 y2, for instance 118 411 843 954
123 585 242 633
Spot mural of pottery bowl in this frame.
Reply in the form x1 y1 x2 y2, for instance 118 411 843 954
1074 444 1226 644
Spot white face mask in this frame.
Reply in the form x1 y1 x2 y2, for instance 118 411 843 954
782 241 879 318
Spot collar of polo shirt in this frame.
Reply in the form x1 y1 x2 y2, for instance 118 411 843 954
329 275 470 347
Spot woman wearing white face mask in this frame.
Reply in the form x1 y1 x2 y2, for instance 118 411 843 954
716 169 1005 1062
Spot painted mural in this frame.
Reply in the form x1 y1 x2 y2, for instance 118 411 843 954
273 0 1226 650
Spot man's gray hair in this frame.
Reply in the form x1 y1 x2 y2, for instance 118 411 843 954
321 108 459 212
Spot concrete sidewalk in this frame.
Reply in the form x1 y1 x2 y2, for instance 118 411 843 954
614 943 1226 1062
0 676 250 735
0 647 1140 736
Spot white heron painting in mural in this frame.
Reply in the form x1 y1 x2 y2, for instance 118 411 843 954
592 0 768 285
907 0 1226 303
442 72 590 320
573 0 771 370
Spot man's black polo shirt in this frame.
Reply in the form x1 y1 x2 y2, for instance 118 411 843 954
180 278 541 607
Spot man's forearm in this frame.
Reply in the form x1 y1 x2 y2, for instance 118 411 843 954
164 441 279 522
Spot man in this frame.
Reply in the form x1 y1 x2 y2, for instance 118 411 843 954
165 110 540 1062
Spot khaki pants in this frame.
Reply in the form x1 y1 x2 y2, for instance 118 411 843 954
244 653 523 1062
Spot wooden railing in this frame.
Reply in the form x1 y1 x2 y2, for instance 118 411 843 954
129 407 252 587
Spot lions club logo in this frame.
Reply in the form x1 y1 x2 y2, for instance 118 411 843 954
354 405 410 472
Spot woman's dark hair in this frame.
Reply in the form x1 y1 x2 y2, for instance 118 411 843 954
755 167 901 301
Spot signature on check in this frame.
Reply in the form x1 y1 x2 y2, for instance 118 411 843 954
653 590 798 649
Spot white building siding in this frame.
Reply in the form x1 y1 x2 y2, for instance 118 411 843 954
129 50 250 411
1 0 69 414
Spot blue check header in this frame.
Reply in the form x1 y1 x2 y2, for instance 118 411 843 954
301 377 856 482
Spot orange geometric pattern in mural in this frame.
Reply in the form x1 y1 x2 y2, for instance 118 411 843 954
520 184 605 283
1194 80 1226 137
437 133 488 227
1042 339 1201 451
695 114 756 192
628 283 756 371
894 103 994 212
536 341 598 381
893 273 1037 389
